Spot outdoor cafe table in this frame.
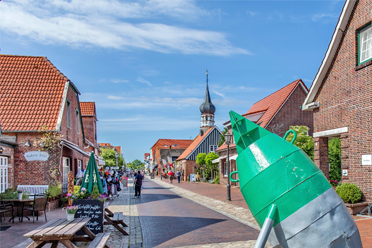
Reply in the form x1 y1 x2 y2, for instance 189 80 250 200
3 198 34 222
23 217 95 248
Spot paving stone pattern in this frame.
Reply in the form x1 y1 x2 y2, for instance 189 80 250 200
105 178 143 248
152 178 260 230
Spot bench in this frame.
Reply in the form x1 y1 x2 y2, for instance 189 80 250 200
17 185 49 198
88 232 111 248
104 212 128 235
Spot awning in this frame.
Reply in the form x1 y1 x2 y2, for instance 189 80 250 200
61 139 90 157
212 154 238 164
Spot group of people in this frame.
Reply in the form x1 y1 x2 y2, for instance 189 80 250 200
159 170 182 183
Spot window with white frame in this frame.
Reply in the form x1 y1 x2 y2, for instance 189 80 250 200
66 100 71 128
210 145 218 152
62 157 70 193
223 161 228 177
0 156 8 193
359 25 372 64
76 109 79 133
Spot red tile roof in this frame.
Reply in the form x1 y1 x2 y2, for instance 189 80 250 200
244 79 308 128
176 127 213 161
0 55 70 131
215 142 236 152
80 102 96 116
151 139 193 149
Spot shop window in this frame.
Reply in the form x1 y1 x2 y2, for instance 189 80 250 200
66 100 71 128
358 24 372 65
0 156 8 193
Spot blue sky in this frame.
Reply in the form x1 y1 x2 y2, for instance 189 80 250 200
0 0 344 162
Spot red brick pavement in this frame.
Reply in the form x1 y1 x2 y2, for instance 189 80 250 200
355 218 372 248
160 177 372 247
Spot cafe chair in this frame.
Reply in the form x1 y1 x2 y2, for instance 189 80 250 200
23 193 48 223
0 203 14 223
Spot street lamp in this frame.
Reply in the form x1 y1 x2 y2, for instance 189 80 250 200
115 152 119 169
225 131 232 201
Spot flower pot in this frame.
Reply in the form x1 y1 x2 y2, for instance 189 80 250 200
345 202 370 215
18 193 23 201
67 213 75 221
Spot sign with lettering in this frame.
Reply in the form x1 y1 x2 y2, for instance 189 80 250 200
362 155 372 165
73 199 104 234
190 173 196 182
24 151 49 161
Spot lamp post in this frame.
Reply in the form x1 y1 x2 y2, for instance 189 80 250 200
115 152 119 169
225 131 232 201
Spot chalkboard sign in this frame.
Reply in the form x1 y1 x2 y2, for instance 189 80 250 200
73 199 104 234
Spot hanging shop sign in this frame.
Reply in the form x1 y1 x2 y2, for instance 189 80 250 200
24 151 49 161
0 147 3 154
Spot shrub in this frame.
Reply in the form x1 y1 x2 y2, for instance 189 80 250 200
329 180 339 187
335 183 362 204
214 175 220 184
74 186 81 194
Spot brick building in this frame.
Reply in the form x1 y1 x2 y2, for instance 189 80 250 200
0 55 90 193
217 79 313 186
98 143 122 155
80 102 105 167
150 139 193 175
302 0 372 201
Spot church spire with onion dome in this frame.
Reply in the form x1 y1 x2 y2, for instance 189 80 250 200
200 70 215 135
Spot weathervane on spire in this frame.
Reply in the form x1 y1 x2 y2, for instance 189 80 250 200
206 70 208 84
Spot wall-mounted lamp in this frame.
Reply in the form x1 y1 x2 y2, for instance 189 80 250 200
24 140 31 147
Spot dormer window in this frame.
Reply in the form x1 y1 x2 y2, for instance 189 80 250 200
164 145 167 147
358 24 372 65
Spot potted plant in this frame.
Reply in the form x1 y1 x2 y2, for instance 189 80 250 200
335 183 368 215
17 190 23 200
66 205 78 221
330 180 339 189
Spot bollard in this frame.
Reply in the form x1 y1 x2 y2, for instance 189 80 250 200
229 111 362 248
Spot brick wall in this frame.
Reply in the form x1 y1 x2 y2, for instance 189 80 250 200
82 116 97 148
60 87 84 149
313 0 372 201
267 84 314 137
13 132 61 186
218 147 238 186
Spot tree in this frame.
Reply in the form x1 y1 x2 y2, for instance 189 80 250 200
218 127 229 147
329 138 341 182
285 125 314 161
205 152 219 179
196 153 207 179
101 148 124 168
127 159 144 171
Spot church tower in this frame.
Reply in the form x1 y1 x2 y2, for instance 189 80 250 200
199 70 215 135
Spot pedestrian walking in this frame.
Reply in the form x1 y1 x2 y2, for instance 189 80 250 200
176 170 181 183
133 170 143 198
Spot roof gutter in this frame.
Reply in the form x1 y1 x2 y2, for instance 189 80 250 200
302 0 356 111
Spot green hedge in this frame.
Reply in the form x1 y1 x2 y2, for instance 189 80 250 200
335 183 362 204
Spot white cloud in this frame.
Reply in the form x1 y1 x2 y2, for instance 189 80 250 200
312 13 337 22
213 90 226 99
99 115 199 131
247 11 257 17
136 77 152 86
0 0 249 56
111 79 129 83
107 95 125 100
